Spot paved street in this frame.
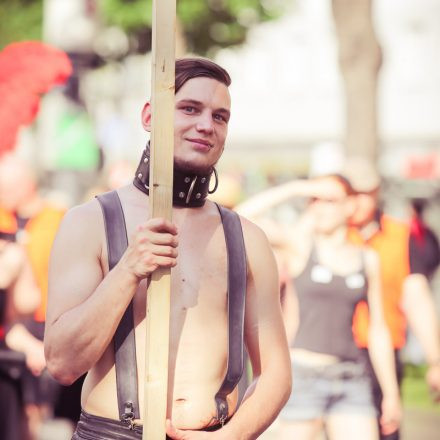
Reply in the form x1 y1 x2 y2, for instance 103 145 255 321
259 408 440 440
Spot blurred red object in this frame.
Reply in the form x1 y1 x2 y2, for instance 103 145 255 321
0 41 72 155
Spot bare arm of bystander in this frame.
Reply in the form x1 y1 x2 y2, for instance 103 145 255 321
365 249 402 435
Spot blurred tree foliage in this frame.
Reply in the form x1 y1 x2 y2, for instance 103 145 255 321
0 0 43 49
101 0 286 54
0 0 286 55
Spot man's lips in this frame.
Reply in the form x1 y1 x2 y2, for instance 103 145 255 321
186 138 213 150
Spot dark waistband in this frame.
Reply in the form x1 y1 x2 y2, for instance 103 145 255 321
292 360 366 380
73 409 225 440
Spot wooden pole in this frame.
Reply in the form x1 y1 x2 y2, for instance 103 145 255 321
143 0 176 438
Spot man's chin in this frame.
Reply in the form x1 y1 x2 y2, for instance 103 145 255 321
174 159 214 175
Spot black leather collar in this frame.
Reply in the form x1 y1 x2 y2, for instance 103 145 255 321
133 147 218 207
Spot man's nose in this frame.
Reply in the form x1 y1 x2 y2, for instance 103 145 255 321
196 112 214 133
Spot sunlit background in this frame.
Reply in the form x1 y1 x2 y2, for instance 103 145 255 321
1 1 439 199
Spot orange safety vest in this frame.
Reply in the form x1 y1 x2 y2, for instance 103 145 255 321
349 215 410 349
0 205 65 322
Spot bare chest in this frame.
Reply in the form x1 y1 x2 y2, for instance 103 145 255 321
119 202 229 338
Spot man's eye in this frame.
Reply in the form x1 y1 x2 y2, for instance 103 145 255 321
214 114 227 123
183 106 195 113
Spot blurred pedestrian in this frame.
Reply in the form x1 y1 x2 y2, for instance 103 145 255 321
0 152 72 437
237 175 402 440
344 157 440 438
0 235 41 440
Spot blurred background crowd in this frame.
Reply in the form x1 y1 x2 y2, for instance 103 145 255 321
0 0 439 439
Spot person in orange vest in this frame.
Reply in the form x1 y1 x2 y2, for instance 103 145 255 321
343 157 440 440
0 152 67 438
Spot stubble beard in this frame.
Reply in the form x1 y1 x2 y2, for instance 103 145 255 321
173 156 216 175
173 144 224 175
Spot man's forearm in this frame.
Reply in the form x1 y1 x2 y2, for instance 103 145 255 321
221 363 291 439
45 264 139 384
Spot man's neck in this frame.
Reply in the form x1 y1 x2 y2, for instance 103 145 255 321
133 148 217 208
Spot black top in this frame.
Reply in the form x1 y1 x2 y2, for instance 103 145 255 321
292 248 368 362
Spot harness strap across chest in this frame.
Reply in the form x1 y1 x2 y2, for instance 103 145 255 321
96 190 247 426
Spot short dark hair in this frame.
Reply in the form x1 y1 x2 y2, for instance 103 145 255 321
175 58 231 93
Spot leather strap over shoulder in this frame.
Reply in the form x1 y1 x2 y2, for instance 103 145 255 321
214 204 247 425
95 192 246 426
96 191 140 421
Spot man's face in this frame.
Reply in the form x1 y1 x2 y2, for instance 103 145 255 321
173 77 231 173
142 76 231 174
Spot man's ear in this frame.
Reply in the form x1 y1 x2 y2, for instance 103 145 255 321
141 102 152 132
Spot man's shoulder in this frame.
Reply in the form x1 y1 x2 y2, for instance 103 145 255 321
236 213 274 255
60 198 103 232
51 199 105 258
209 202 270 249
237 213 262 234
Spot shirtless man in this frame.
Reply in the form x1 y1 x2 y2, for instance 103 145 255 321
44 58 291 439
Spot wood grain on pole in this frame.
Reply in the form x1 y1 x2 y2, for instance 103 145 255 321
143 0 176 438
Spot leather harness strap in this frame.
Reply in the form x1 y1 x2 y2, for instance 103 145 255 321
96 191 246 426
214 204 247 425
97 192 140 421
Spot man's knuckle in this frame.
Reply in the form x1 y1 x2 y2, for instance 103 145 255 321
144 255 155 266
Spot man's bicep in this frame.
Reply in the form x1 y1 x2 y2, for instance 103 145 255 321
46 204 104 326
242 221 288 373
